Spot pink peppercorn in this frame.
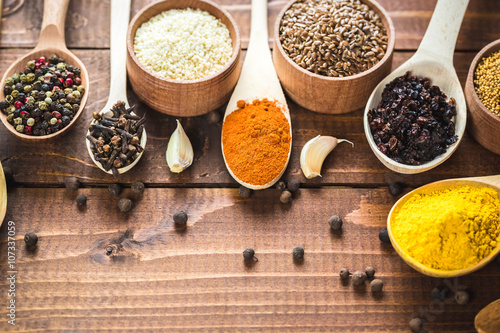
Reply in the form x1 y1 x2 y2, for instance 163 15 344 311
20 111 29 118
74 77 82 85
67 72 74 78
37 57 45 63
24 97 30 104
52 86 60 92
25 126 32 135
65 78 73 87
52 111 62 119
14 101 23 109
35 62 42 69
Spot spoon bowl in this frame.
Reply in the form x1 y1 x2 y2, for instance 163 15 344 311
363 0 469 174
387 175 500 278
0 0 89 141
475 299 500 333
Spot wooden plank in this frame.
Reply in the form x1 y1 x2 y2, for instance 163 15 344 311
0 0 499 51
0 187 498 332
0 48 499 187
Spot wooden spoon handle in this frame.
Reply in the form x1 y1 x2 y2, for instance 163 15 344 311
415 0 469 65
104 0 131 111
36 0 70 51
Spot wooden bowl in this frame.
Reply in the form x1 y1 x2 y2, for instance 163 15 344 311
126 0 242 117
465 39 500 155
272 0 395 114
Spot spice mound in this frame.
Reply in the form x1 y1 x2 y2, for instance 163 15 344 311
0 54 85 136
134 8 232 80
222 99 291 186
279 0 388 77
87 101 145 177
391 185 500 271
368 72 457 165
474 50 500 116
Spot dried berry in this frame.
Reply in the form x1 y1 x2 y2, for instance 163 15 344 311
280 190 292 204
243 248 257 261
76 194 87 206
379 228 391 244
207 111 221 124
24 231 38 247
388 181 404 196
173 210 188 226
409 318 423 333
328 215 343 231
370 279 383 292
455 291 470 305
238 186 252 199
339 268 350 279
352 270 366 286
108 183 121 196
275 180 287 191
365 267 375 279
131 182 145 194
292 246 304 260
118 198 133 213
65 177 80 191
287 179 300 192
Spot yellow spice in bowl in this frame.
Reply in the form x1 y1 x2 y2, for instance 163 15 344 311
391 185 500 271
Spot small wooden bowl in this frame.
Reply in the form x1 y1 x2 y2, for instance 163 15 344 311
126 0 242 117
465 39 500 155
272 0 395 114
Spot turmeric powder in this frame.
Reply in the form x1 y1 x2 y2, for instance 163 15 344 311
391 185 500 271
222 99 291 186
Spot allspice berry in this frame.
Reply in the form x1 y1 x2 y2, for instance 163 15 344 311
292 246 304 260
24 232 38 247
131 181 145 194
239 186 252 199
328 215 343 231
339 268 350 279
370 279 384 292
280 190 292 204
207 111 221 124
173 210 188 226
108 183 121 196
76 194 87 206
243 248 257 261
65 177 80 191
365 266 375 279
379 228 391 244
287 179 300 192
455 291 470 305
352 270 367 286
409 318 423 333
275 180 287 191
118 198 133 213
388 181 404 196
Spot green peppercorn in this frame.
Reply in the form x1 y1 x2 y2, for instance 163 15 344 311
73 90 81 99
6 106 15 114
65 177 80 191
388 181 404 196
370 279 383 292
20 74 27 84
6 114 14 123
292 246 304 259
365 267 375 279
77 85 85 94
5 77 14 86
26 96 35 104
328 215 343 231
49 118 57 125
46 91 53 98
287 179 300 192
24 231 38 247
243 248 257 261
39 101 48 110
339 268 350 279
239 186 252 199
455 291 469 305
23 85 32 93
173 210 188 226
11 90 19 98
276 180 287 191
27 118 35 127
45 97 52 104
118 198 133 212
13 117 22 125
108 183 121 196
76 194 87 206
379 228 391 244
56 62 66 71
64 88 73 95
409 318 423 333
16 125 24 133
352 270 366 286
27 60 35 70
26 73 35 82
11 74 20 83
64 103 72 110
131 182 145 194
280 190 292 204
5 95 13 104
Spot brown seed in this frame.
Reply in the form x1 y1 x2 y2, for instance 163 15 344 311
118 198 133 213
352 270 367 286
370 279 383 292
131 182 145 194
280 190 293 204
76 194 87 206
65 177 80 191
173 210 188 226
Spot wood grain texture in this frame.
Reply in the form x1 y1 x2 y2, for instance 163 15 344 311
0 187 499 332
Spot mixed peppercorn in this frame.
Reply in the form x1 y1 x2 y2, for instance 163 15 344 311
0 54 84 136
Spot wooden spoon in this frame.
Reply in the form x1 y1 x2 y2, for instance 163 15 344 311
86 0 147 176
387 175 500 278
475 299 500 333
221 0 291 190
0 0 90 141
364 0 469 174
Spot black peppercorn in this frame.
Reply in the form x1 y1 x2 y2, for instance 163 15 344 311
173 210 188 226
379 228 391 244
76 194 87 206
275 180 286 191
280 190 292 204
207 111 221 124
24 231 38 247
65 177 80 191
287 179 300 192
328 215 343 231
352 270 367 286
339 268 350 279
370 279 383 292
118 198 133 213
455 291 469 305
388 181 404 196
108 183 121 196
238 186 252 199
292 246 304 260
365 267 375 279
131 182 145 194
409 318 423 333
243 248 257 261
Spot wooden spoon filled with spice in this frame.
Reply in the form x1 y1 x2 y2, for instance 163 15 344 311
86 0 147 177
221 0 292 190
363 0 469 174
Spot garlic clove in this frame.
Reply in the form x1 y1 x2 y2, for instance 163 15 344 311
300 135 353 179
166 119 194 173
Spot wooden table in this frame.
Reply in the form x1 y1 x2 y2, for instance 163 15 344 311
1 0 499 331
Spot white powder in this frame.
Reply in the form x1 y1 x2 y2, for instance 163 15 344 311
134 8 233 80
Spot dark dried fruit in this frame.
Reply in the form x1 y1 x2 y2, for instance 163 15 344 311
370 279 383 292
352 270 366 286
243 248 257 261
173 210 188 226
339 268 350 279
118 198 132 212
65 177 80 191
24 231 38 247
292 246 304 259
388 181 404 196
76 194 87 206
131 182 145 194
365 266 375 279
328 215 343 231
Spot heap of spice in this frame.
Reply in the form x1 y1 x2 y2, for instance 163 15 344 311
134 8 232 80
474 50 500 116
368 72 457 165
0 54 84 135
391 185 500 271
279 0 388 77
222 99 291 186
87 101 145 177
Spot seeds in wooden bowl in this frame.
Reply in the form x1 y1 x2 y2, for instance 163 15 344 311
279 0 388 77
134 8 232 81
474 50 500 116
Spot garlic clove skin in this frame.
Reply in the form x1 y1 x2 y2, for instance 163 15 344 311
300 135 353 179
166 119 194 173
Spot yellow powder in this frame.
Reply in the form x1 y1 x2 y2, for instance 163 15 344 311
391 185 500 271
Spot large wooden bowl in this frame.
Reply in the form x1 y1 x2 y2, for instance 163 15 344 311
272 0 395 114
465 39 500 155
126 0 242 117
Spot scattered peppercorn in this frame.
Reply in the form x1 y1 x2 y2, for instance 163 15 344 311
352 270 367 286
365 266 375 279
3 166 13 183
118 198 133 212
370 279 384 292
108 183 121 196
388 181 404 196
173 210 188 226
287 179 300 192
409 318 423 333
280 190 292 203
131 181 145 194
455 291 470 305
238 186 252 199
65 177 80 191
379 228 391 244
339 268 350 279
24 231 38 247
207 110 221 124
243 248 257 261
292 246 304 260
275 180 287 191
328 215 343 231
76 194 87 206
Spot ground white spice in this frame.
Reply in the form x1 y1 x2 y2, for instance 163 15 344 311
134 8 233 80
